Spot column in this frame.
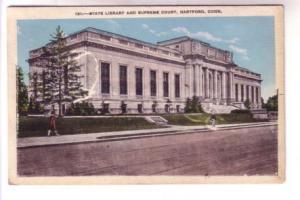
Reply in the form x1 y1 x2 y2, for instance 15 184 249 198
252 86 255 103
127 64 135 98
228 71 234 102
253 86 257 108
158 69 163 99
246 85 249 100
169 71 174 99
238 84 242 102
235 83 241 102
199 65 203 98
245 85 247 101
258 86 262 108
195 65 200 97
185 64 193 98
189 64 193 97
205 68 209 98
213 70 218 99
248 85 252 103
144 68 150 98
111 62 119 97
221 71 226 99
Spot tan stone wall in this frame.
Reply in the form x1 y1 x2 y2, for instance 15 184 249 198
81 46 186 113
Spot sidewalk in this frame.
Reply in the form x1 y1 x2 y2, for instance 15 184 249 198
17 121 277 148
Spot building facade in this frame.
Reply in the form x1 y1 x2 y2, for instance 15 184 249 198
28 27 262 114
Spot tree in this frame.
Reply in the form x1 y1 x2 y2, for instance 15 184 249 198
17 67 28 115
31 26 88 116
261 97 265 108
244 99 251 110
185 98 192 113
191 96 200 113
265 94 278 111
185 96 203 113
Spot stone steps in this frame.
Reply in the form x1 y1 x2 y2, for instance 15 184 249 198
144 116 169 126
201 103 238 114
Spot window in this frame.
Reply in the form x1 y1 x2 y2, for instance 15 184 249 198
150 70 157 96
135 43 143 48
152 103 157 113
241 85 244 102
165 104 170 113
176 105 180 113
119 65 127 95
135 68 143 95
99 34 111 41
163 72 169 97
256 87 259 103
175 74 180 98
102 103 109 114
235 84 238 102
101 62 110 94
70 34 77 40
137 104 143 113
162 50 169 55
121 101 127 114
149 47 157 52
246 85 249 100
251 86 254 102
118 39 128 45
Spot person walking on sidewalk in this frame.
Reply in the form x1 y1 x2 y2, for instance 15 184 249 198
210 112 217 128
47 110 60 136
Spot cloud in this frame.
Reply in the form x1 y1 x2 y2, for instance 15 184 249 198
172 26 238 44
17 25 22 35
105 19 120 31
142 24 149 29
142 23 168 37
172 26 249 60
226 37 240 44
229 44 249 60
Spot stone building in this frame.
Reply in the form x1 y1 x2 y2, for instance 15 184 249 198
28 27 262 114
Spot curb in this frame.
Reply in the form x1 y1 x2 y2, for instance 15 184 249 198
17 122 277 149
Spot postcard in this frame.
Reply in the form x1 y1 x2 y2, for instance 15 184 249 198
7 5 284 184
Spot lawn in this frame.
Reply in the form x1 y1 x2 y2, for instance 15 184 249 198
163 113 267 126
18 116 161 138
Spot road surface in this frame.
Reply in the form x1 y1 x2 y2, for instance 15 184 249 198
18 125 278 176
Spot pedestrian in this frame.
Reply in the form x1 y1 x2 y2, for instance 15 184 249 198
47 110 60 136
210 112 216 128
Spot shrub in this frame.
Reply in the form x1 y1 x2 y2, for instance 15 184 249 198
65 101 97 116
244 99 251 110
185 96 203 113
231 109 251 114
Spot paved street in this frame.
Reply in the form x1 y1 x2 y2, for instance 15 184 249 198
18 125 278 176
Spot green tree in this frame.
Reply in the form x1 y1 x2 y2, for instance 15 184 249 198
261 97 265 108
185 96 203 113
265 94 278 111
244 99 251 110
17 67 28 115
185 98 192 113
31 26 88 116
191 96 200 113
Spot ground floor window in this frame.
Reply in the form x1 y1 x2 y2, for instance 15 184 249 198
152 104 156 113
121 102 127 114
176 105 180 113
165 104 170 113
102 103 109 114
137 104 143 113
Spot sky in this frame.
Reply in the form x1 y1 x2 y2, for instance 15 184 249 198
17 17 275 100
